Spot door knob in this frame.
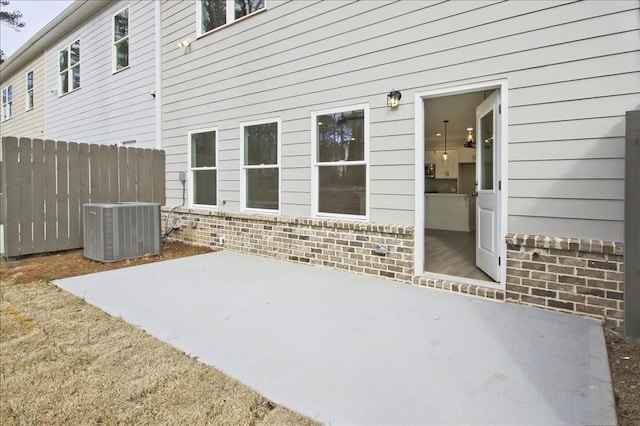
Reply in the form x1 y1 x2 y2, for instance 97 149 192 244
471 191 478 197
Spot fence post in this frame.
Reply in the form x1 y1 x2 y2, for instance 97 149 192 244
2 137 20 257
625 110 640 339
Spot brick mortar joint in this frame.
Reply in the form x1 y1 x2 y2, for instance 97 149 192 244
505 233 623 255
161 206 415 235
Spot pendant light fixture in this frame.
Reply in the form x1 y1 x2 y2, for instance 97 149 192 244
442 120 449 163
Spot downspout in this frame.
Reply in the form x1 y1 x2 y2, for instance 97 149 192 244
154 0 162 150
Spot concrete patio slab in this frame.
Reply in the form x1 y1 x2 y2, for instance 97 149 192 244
56 251 616 425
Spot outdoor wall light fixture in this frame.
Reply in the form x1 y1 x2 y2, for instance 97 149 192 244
177 39 191 49
387 90 401 108
442 120 449 163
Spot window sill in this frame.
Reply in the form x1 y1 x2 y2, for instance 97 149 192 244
25 107 34 112
196 7 266 39
113 65 130 75
58 87 80 98
243 207 280 215
315 212 368 222
191 203 218 210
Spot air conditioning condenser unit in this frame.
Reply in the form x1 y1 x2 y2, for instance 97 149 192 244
83 202 161 262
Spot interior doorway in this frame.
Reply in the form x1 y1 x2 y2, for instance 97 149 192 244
419 86 504 285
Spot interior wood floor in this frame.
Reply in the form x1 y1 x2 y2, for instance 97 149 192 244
424 229 494 282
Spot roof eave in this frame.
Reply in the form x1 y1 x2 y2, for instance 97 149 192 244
0 0 109 78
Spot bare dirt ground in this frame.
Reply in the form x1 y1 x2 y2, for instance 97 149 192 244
0 241 318 425
1 241 639 425
605 328 640 426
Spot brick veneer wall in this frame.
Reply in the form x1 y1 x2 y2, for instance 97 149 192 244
413 276 505 301
161 208 626 327
162 207 415 282
505 233 625 328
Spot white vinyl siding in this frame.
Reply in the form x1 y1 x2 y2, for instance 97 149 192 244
240 118 280 212
25 70 34 110
161 0 638 241
45 0 156 148
0 55 45 138
113 6 130 73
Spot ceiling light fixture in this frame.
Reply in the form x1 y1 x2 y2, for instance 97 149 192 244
464 127 475 148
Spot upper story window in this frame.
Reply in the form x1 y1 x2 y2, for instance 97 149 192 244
198 0 265 35
59 40 80 95
1 85 12 121
312 105 369 219
240 119 280 212
25 70 34 110
113 6 129 72
189 129 218 207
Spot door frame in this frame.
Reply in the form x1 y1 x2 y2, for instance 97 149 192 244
414 80 508 290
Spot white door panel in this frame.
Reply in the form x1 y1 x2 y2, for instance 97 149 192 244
478 208 494 253
476 92 500 281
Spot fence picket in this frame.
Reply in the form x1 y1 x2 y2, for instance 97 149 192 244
89 144 101 203
67 142 81 248
98 145 110 203
56 141 70 250
127 148 138 201
3 137 20 257
44 140 57 252
32 139 46 253
18 138 34 255
108 145 118 201
153 150 166 204
118 147 130 202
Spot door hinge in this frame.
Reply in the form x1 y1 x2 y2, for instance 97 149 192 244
498 256 501 266
498 180 502 190
499 104 502 114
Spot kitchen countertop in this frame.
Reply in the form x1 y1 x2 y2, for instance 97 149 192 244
425 193 470 197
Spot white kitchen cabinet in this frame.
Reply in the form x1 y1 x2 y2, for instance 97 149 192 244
425 150 438 164
458 148 476 163
434 149 458 179
425 194 475 232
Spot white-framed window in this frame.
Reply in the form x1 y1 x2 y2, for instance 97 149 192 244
197 0 265 36
311 104 370 219
240 118 280 212
59 39 80 95
113 6 129 72
25 70 34 110
188 128 218 207
1 84 12 121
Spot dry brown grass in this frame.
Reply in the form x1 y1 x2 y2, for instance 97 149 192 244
0 276 318 425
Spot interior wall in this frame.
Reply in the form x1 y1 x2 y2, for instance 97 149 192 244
459 164 475 195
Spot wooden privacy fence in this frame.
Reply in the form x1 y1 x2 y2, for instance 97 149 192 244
0 136 165 258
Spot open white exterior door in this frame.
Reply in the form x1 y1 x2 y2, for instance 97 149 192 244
475 91 501 282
